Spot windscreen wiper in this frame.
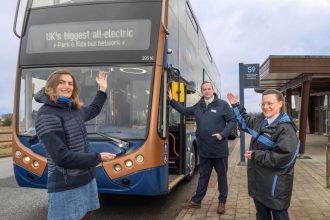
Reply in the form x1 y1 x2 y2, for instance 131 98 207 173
88 132 129 148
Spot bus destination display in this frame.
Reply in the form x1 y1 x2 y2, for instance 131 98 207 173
27 19 151 53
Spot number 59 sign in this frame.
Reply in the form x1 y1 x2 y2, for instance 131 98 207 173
239 63 260 88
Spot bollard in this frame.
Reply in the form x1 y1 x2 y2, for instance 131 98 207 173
327 135 330 188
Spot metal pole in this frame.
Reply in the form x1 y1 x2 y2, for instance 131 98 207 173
327 135 330 188
298 80 311 155
238 63 246 165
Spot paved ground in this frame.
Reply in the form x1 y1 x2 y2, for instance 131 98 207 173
175 134 330 220
0 157 13 179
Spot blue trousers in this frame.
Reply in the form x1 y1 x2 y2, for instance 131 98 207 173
191 157 228 204
254 199 290 220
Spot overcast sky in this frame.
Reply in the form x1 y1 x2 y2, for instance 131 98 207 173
1 0 330 116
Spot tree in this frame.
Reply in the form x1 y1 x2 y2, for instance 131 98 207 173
3 117 12 126
2 114 13 126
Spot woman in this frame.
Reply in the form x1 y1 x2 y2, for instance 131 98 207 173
227 89 299 220
35 69 116 220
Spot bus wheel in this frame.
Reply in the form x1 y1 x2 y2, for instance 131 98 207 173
184 145 196 182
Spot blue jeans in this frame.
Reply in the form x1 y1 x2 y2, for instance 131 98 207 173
191 157 228 204
254 199 290 220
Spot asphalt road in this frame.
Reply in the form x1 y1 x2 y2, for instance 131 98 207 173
0 165 198 220
0 140 237 220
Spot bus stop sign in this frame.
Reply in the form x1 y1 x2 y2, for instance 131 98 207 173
238 62 260 165
241 63 260 88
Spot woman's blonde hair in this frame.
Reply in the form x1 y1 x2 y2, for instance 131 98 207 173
45 69 83 108
262 89 286 113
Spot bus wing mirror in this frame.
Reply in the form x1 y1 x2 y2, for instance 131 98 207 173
171 82 185 102
168 67 180 78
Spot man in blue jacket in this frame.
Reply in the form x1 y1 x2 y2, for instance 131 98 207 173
169 81 236 214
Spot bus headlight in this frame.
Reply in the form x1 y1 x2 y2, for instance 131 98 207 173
32 160 39 168
15 150 22 158
125 160 133 168
23 156 31 163
136 155 144 163
114 164 122 172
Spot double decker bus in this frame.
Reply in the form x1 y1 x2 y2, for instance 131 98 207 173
12 0 221 195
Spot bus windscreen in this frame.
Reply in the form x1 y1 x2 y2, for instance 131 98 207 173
26 19 151 53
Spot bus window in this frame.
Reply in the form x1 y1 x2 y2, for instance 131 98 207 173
18 65 153 139
206 47 213 63
157 69 168 138
32 0 118 8
19 72 46 135
185 2 198 33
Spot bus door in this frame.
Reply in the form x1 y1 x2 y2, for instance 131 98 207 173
168 80 186 176
168 67 197 182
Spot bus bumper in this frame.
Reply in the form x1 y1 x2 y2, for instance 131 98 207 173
96 164 169 196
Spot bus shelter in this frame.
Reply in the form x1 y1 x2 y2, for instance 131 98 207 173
256 55 330 155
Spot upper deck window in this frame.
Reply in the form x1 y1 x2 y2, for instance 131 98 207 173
185 2 198 33
31 0 159 8
32 0 97 8
206 47 213 63
26 19 151 53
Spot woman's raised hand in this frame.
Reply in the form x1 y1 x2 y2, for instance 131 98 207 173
227 92 239 105
96 71 108 92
